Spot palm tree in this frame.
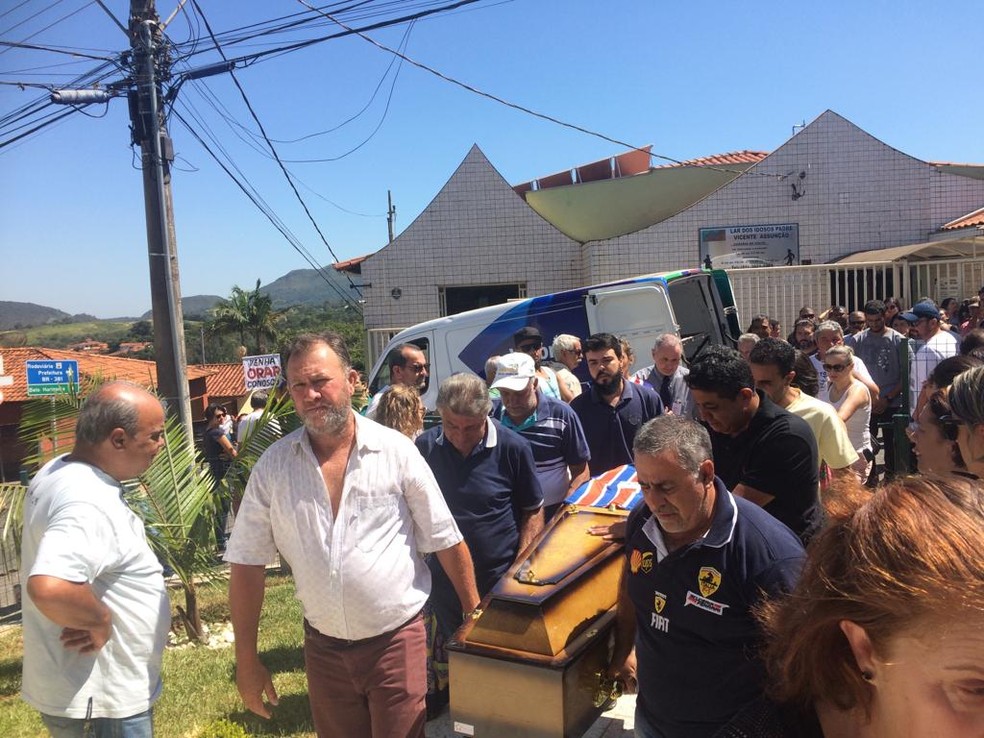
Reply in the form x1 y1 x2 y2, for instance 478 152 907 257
208 279 285 354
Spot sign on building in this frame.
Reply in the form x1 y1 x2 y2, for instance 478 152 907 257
242 353 281 390
26 359 80 396
699 224 800 269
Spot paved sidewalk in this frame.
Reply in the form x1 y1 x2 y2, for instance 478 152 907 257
426 693 635 738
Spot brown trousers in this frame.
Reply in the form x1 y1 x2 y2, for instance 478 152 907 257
303 614 426 738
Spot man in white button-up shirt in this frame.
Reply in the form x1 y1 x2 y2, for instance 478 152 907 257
226 332 480 738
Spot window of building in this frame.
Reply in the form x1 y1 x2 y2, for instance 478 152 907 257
439 283 527 317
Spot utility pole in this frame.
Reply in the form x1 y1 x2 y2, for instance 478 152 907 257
387 189 396 243
129 0 194 445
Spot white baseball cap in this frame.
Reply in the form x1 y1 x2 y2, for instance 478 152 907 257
490 352 536 391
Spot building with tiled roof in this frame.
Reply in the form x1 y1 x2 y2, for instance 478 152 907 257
0 348 245 482
940 205 984 231
360 110 984 353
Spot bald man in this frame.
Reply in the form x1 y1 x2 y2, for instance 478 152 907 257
21 381 170 737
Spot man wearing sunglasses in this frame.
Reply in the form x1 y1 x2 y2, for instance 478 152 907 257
512 326 564 401
366 342 430 418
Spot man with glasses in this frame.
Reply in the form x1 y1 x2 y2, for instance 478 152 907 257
547 333 584 401
366 342 430 418
512 326 564 401
846 311 866 336
904 301 958 419
846 300 906 479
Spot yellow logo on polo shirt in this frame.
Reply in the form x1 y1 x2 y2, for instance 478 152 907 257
698 567 722 598
653 591 667 614
630 550 654 574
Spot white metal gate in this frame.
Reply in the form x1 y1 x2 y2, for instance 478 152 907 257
728 257 984 335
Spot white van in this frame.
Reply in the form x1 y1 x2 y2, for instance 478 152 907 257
366 268 741 411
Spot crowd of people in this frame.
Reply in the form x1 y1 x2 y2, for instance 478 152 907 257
19 283 984 737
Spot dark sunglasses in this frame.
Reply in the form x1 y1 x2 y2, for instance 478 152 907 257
408 362 430 372
935 414 965 441
822 363 849 372
518 342 543 352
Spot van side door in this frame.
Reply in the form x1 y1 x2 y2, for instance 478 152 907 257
585 281 677 375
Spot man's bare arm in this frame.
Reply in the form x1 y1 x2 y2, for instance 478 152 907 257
434 541 481 613
27 575 112 653
229 563 278 719
515 507 545 561
606 562 638 692
732 483 775 508
566 462 590 498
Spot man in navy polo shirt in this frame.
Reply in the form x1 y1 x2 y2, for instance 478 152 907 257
490 352 591 520
416 372 544 638
571 332 664 475
607 416 805 738
686 345 820 543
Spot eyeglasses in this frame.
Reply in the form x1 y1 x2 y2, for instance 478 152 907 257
802 313 816 319
518 342 542 352
408 362 430 372
822 363 849 372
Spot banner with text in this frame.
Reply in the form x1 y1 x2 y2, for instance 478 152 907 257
242 353 281 391
699 224 800 269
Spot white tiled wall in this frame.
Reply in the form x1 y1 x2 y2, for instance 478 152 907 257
363 113 984 335
362 145 583 331
584 111 984 283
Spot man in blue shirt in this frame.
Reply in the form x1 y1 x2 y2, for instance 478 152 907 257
490 352 591 520
416 373 544 638
607 416 805 738
571 332 664 475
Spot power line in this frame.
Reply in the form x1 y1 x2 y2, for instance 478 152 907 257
300 0 784 180
189 0 364 298
172 105 364 312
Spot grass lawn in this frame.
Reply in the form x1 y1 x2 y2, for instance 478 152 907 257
0 572 316 737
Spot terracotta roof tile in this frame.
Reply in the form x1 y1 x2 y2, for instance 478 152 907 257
941 206 984 231
656 150 769 168
0 347 213 403
192 363 247 398
333 254 372 272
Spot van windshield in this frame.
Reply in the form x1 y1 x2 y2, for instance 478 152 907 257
370 338 431 396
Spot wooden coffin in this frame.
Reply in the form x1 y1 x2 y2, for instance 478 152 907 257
447 504 627 738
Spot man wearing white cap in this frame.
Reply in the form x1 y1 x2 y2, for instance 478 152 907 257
490 353 591 519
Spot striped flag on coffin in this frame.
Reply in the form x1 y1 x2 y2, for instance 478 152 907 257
564 464 642 510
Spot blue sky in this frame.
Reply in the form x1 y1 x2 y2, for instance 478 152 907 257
1 0 982 318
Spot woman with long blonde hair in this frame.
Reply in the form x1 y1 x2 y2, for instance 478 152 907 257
374 384 425 439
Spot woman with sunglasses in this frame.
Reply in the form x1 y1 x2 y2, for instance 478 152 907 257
824 345 872 481
949 365 984 478
203 402 237 551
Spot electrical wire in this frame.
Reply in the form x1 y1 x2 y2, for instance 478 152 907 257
172 105 364 312
299 0 784 180
189 0 364 298
0 1 95 58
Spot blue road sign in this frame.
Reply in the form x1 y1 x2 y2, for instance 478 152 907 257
26 360 80 396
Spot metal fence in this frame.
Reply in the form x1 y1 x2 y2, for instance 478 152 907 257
728 257 984 335
0 510 21 628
